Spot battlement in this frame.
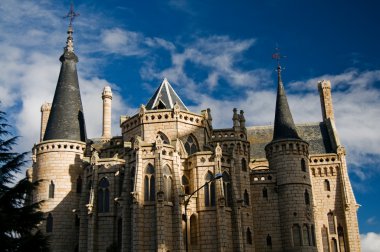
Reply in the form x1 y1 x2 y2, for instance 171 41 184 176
265 139 309 158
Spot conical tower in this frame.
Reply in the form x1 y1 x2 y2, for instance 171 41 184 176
265 65 317 251
32 5 86 252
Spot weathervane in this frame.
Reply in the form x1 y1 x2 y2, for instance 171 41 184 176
272 47 286 71
63 2 80 26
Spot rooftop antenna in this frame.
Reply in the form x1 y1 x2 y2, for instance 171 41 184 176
63 2 80 27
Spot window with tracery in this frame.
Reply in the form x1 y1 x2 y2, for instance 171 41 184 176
163 165 173 202
184 135 198 155
222 172 232 207
98 177 110 213
204 171 216 206
144 164 155 201
158 131 170 144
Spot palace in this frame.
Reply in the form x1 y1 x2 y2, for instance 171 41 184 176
27 19 361 252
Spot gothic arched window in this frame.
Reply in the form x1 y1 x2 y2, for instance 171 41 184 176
244 189 250 206
163 165 173 202
331 238 338 252
76 176 82 193
46 213 53 233
222 172 232 207
322 225 329 252
301 158 307 172
190 214 198 245
324 179 331 191
328 211 336 234
182 175 190 195
246 228 252 244
303 224 311 246
48 181 55 198
304 189 310 205
292 224 301 246
204 171 216 206
184 135 198 155
338 225 346 251
241 158 247 172
98 177 110 213
158 131 170 144
144 164 155 201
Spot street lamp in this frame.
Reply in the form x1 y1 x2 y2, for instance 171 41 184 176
183 173 223 252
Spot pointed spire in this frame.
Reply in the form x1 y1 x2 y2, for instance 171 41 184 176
146 78 188 111
43 3 86 142
272 65 301 141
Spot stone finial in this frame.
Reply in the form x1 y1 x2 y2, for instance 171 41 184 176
233 108 240 129
239 110 246 128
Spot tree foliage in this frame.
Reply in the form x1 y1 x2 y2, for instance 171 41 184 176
0 111 49 251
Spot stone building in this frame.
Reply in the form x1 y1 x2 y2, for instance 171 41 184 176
27 20 361 252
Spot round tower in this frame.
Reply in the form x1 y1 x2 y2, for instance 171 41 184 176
101 86 112 139
32 7 87 251
265 65 317 251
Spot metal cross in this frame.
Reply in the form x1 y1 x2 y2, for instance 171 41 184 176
272 47 286 68
63 2 80 26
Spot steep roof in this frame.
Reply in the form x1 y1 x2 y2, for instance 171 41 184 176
247 122 333 159
272 66 301 141
146 78 188 111
43 25 87 142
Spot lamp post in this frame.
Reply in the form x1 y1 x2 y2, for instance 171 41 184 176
183 173 223 252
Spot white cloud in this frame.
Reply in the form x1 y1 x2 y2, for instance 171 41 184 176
361 232 380 252
100 28 146 56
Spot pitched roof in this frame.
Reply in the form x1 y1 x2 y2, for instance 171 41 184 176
43 26 87 142
272 67 301 141
146 78 188 111
247 122 333 159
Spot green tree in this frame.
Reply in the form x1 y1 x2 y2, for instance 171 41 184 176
0 111 49 251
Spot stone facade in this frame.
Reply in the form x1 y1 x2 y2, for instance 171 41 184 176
28 24 361 252
29 78 361 252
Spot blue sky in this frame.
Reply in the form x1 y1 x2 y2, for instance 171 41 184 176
0 0 379 250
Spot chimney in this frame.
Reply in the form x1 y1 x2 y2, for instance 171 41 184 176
40 103 52 142
102 86 113 139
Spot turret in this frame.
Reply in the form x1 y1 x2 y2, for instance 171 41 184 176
32 4 86 252
232 108 240 131
102 86 113 139
265 64 317 251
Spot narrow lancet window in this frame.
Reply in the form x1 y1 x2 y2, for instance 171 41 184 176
204 171 216 206
144 164 155 201
46 213 53 233
49 181 55 198
246 228 252 244
76 176 82 193
98 177 110 213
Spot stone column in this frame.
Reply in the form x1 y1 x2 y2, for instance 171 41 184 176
102 86 113 139
40 103 51 142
